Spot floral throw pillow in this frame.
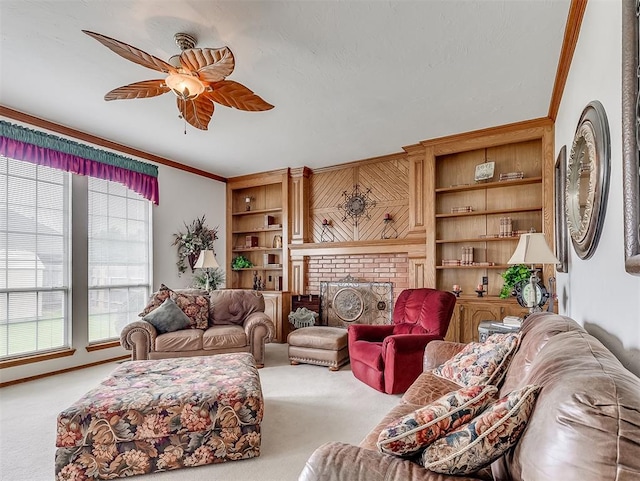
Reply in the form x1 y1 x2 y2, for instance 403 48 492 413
171 291 209 329
377 385 498 457
138 284 173 317
138 284 209 329
432 333 521 387
421 384 540 475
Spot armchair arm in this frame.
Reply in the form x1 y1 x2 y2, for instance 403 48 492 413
423 340 467 371
120 320 158 361
298 442 481 481
243 311 275 368
348 323 395 343
382 334 442 354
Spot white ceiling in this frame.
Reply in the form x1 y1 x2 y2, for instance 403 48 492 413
0 1 570 179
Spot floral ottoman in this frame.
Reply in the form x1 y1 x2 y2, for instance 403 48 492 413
55 353 263 479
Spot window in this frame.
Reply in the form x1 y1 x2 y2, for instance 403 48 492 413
0 156 71 358
88 177 151 343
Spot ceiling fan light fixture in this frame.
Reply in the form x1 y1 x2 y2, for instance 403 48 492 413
165 72 205 100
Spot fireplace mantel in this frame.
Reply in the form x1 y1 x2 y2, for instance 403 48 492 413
288 237 425 257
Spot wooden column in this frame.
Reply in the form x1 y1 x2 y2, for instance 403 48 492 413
289 167 311 245
405 144 427 237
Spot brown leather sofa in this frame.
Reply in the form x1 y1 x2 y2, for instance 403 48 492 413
120 289 275 367
299 313 640 480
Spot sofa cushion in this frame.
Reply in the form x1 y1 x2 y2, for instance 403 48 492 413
143 297 192 334
155 328 203 352
209 289 265 325
377 385 498 456
203 325 247 350
421 384 540 475
432 333 520 387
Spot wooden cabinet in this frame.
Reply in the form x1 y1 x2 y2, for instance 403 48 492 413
227 169 290 342
445 298 528 344
262 291 291 343
426 121 555 343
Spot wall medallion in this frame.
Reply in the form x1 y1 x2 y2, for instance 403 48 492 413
566 100 610 260
338 184 376 227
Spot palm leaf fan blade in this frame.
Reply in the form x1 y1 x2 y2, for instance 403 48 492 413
177 96 215 130
82 30 176 74
104 80 170 101
205 80 274 111
181 47 235 81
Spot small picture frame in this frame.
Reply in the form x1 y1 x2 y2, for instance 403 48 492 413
474 161 495 182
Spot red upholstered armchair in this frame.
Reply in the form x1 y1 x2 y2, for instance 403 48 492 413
348 288 456 394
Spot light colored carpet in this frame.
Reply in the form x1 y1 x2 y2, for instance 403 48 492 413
0 343 401 481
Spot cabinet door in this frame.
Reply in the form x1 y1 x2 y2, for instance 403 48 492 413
500 303 528 320
262 291 291 343
262 292 282 343
460 303 502 343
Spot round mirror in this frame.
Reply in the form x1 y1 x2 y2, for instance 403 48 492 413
566 101 610 259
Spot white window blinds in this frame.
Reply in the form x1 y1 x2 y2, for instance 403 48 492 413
0 156 70 358
88 177 151 343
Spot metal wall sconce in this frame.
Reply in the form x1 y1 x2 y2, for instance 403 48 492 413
320 218 335 242
381 213 398 239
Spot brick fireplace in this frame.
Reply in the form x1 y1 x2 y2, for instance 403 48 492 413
306 252 410 303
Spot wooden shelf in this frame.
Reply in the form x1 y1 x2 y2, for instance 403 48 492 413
232 226 283 234
232 247 282 252
232 207 283 217
437 264 510 270
436 236 522 244
435 176 542 194
436 207 542 219
232 266 283 271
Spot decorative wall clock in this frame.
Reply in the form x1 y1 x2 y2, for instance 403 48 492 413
339 184 376 227
566 100 610 260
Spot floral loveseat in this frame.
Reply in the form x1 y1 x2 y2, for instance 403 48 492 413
299 312 640 480
120 286 275 367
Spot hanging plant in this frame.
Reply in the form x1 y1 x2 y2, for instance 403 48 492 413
172 216 219 275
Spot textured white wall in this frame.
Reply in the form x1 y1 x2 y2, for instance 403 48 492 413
0 165 226 384
152 165 226 290
555 0 640 374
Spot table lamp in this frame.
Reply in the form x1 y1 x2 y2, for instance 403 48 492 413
194 250 220 291
507 233 559 313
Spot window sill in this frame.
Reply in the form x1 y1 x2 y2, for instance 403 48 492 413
86 340 121 352
0 348 76 369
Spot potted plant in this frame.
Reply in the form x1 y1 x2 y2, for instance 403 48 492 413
499 264 530 298
191 267 226 291
232 255 254 270
172 216 218 275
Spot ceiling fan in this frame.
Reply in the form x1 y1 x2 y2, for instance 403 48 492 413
82 30 274 131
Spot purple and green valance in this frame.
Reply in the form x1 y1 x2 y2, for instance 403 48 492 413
0 120 159 204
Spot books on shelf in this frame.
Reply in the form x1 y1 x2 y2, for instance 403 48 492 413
451 206 473 213
442 259 461 266
499 217 513 237
503 316 523 327
461 246 474 265
472 261 495 266
499 172 525 181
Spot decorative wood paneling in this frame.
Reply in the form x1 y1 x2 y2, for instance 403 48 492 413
409 258 426 288
310 156 410 242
